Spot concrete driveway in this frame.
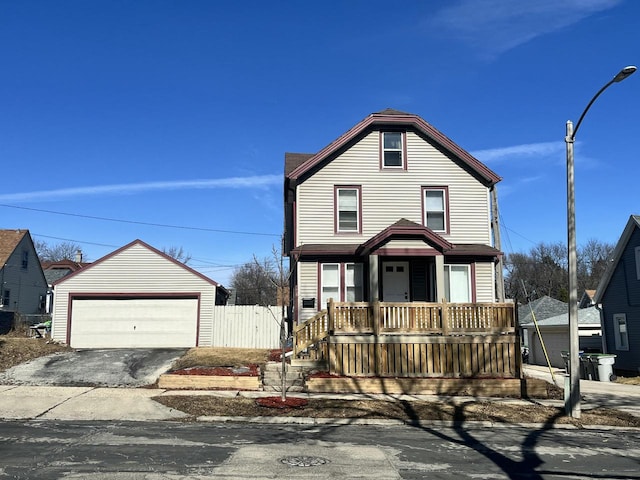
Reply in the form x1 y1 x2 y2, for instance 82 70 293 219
0 348 188 387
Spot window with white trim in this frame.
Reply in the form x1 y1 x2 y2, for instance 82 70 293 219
423 188 447 232
345 263 364 302
1 289 9 307
444 264 470 303
613 313 629 351
635 246 640 280
336 187 360 232
321 264 340 307
382 132 404 168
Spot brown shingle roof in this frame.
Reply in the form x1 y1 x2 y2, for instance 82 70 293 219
0 229 28 265
284 152 314 176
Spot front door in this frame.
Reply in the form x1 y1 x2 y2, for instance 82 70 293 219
382 261 410 302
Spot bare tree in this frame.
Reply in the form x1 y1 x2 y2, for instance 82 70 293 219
34 240 83 262
230 257 278 305
162 246 192 264
504 239 615 304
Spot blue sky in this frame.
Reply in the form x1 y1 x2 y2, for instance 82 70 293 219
1 0 638 287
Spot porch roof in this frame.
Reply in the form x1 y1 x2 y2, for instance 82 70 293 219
290 242 501 259
357 219 452 254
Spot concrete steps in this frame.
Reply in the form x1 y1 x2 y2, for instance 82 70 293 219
261 362 306 393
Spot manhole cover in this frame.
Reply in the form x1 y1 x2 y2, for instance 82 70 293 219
280 456 330 467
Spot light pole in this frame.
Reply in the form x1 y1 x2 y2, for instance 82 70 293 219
565 65 636 418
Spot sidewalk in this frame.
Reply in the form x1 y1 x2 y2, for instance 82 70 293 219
1 368 639 422
523 365 640 417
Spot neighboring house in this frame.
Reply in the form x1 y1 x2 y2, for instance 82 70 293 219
284 109 503 325
51 239 229 348
579 289 597 309
594 215 640 374
0 229 48 315
41 253 89 313
518 295 568 349
521 307 602 368
518 296 568 327
283 109 518 383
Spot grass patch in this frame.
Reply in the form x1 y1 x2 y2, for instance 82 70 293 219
0 333 71 372
170 347 271 371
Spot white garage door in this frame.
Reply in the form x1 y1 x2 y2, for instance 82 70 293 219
530 331 568 369
70 298 198 348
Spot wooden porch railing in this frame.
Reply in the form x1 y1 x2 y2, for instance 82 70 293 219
293 300 518 378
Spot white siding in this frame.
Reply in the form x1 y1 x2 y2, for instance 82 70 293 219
51 242 217 346
211 305 282 348
474 262 496 302
296 131 492 247
297 261 318 323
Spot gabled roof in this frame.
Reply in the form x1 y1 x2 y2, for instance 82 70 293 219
520 306 601 328
0 229 28 265
518 295 568 325
285 109 502 186
53 239 225 291
594 215 640 304
290 218 501 259
357 219 453 255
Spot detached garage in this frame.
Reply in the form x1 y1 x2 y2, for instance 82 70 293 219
51 240 227 348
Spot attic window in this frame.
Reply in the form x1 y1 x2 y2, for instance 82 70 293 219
21 250 28 269
381 132 405 168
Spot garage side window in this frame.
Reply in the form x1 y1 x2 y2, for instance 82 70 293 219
613 313 629 351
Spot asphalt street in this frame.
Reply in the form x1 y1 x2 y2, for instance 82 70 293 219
1 420 639 479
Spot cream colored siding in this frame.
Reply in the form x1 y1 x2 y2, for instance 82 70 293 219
51 243 216 346
296 131 492 247
474 262 495 302
383 239 437 250
297 261 318 323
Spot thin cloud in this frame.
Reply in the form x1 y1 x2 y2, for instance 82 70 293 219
0 174 281 203
472 141 564 164
428 0 621 59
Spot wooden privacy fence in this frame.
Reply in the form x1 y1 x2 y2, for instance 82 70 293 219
294 300 519 378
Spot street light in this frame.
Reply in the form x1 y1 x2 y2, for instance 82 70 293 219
565 65 636 418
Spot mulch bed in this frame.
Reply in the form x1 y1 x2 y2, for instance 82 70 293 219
255 396 309 409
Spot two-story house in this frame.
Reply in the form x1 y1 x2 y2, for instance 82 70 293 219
595 215 640 374
285 109 503 325
0 229 48 314
283 109 517 386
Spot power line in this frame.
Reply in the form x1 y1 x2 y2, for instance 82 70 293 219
1 203 280 237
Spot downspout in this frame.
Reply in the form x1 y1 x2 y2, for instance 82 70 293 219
491 186 505 302
595 302 607 354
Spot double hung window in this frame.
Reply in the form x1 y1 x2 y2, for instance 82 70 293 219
336 186 360 233
321 264 340 307
381 132 404 168
320 263 364 307
613 313 629 351
345 263 363 302
423 187 448 232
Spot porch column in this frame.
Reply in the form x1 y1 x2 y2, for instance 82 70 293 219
435 255 446 302
369 255 379 302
